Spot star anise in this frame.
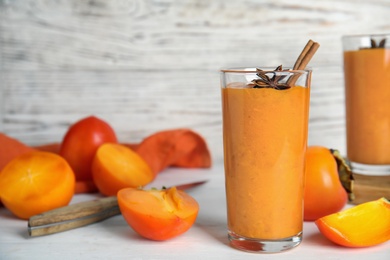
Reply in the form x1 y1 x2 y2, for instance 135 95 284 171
251 65 291 90
360 38 387 50
370 38 386 48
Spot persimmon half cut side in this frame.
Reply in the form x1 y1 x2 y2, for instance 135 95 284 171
0 151 75 219
92 143 155 196
315 197 390 247
117 187 199 241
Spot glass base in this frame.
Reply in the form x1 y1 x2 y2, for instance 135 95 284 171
228 230 302 253
351 162 390 176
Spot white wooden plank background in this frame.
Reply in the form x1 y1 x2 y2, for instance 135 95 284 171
1 0 390 163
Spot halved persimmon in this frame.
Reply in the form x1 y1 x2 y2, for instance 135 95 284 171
0 151 75 219
117 186 199 241
92 143 155 196
315 197 390 247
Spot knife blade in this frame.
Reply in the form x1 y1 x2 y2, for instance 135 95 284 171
28 180 207 237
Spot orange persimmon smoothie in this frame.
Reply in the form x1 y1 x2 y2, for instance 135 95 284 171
222 84 310 240
344 48 390 164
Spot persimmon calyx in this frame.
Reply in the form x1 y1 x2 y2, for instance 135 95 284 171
330 149 355 201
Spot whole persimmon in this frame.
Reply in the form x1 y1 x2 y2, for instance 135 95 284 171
92 143 155 196
304 146 348 221
60 116 118 182
0 151 75 219
117 186 199 241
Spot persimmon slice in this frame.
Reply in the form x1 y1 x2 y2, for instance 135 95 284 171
92 143 154 196
117 187 199 241
0 151 75 219
315 197 390 247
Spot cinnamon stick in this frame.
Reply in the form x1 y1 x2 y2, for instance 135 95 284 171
288 39 320 85
293 39 314 70
295 40 320 70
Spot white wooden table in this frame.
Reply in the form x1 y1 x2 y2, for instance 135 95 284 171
1 163 389 260
1 1 390 258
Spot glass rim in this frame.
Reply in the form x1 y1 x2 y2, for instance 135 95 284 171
220 67 312 73
342 33 390 40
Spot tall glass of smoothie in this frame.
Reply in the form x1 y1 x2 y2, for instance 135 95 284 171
221 67 311 253
343 34 390 175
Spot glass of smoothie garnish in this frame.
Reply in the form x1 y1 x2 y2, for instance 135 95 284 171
343 34 390 176
220 40 319 253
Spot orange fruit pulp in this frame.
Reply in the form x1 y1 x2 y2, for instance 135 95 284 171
0 151 75 219
92 143 154 196
117 186 199 241
315 197 390 247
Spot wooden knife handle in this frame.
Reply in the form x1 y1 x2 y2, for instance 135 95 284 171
28 196 120 237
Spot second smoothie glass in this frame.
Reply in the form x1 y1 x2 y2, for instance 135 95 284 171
343 34 390 175
221 67 311 253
